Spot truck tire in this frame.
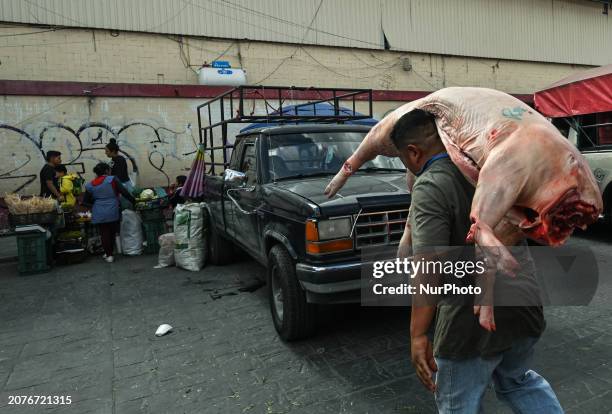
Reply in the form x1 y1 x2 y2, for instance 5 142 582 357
267 244 316 341
204 210 233 265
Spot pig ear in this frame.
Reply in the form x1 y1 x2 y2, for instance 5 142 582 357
390 109 437 147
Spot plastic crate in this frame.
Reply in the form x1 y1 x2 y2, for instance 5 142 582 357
56 249 87 266
139 208 164 222
16 232 50 275
142 219 166 254
10 212 59 226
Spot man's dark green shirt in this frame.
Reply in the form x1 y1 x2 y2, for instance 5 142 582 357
409 157 545 359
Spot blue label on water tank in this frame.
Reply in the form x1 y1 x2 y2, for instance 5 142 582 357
217 69 233 75
212 60 231 68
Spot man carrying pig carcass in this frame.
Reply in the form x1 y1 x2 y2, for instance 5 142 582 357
392 109 563 413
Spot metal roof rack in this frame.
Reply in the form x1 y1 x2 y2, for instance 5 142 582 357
196 85 373 175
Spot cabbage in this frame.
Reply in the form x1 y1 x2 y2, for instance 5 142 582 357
139 189 155 200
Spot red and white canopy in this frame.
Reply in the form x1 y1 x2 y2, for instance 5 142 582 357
534 64 612 118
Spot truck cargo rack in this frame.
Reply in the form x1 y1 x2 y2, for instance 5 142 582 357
197 86 373 175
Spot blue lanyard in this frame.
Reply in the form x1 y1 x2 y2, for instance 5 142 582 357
416 153 449 177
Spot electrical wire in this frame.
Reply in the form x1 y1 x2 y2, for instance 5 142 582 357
0 39 111 48
299 46 399 79
21 0 382 51
178 0 306 43
0 27 64 37
176 36 200 74
165 35 232 58
409 67 441 90
349 50 402 69
22 0 383 51
212 41 236 62
205 0 382 48
23 0 90 27
254 0 324 84
12 97 77 127
141 1 190 32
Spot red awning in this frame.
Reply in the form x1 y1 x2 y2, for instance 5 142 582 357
534 64 612 118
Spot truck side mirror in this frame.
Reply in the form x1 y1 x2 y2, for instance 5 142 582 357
224 169 247 186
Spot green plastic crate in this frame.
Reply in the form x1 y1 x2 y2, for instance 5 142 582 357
17 232 50 275
142 219 166 254
139 208 164 222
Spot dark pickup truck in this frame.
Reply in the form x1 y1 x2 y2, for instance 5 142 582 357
198 87 410 340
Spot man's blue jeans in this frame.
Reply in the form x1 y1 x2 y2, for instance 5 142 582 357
434 337 563 413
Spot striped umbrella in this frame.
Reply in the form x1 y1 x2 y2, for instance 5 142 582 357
180 144 206 199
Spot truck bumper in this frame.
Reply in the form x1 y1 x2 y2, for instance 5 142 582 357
296 262 362 304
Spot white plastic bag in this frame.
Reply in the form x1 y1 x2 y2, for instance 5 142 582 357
155 233 175 268
121 209 143 256
173 203 205 271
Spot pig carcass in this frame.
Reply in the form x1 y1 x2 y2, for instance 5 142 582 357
324 87 603 330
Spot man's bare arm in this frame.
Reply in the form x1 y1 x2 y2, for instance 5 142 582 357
410 303 437 392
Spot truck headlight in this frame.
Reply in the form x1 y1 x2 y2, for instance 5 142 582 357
317 217 352 241
305 217 353 254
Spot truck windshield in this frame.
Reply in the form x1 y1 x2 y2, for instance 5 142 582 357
267 132 405 181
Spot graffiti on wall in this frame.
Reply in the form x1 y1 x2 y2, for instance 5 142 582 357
0 120 198 194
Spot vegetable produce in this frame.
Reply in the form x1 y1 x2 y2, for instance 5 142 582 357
139 189 155 200
4 194 57 214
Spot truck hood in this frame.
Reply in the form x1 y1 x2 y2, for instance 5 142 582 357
273 173 410 216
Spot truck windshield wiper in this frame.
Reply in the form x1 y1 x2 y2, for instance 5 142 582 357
356 167 406 173
274 171 337 181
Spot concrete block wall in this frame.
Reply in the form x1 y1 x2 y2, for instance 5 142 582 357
0 24 590 93
0 95 400 195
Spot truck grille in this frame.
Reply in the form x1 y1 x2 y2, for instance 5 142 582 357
353 209 409 249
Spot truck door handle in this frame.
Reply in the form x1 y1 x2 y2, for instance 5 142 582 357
227 187 256 215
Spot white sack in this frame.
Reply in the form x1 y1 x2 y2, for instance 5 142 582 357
156 232 175 268
121 209 143 256
173 203 205 271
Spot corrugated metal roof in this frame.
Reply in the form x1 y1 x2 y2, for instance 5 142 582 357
0 0 383 49
381 0 612 66
1 0 610 65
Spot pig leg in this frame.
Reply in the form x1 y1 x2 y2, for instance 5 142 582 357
325 109 403 197
466 152 526 332
467 151 523 331
324 156 360 197
466 151 525 276
473 216 526 332
473 251 497 332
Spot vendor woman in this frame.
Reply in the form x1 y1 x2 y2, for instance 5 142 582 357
105 139 132 190
83 162 135 263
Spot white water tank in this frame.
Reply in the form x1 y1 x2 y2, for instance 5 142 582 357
198 61 247 86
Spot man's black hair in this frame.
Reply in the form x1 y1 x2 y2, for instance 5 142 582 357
389 109 438 150
46 150 61 161
93 162 111 177
176 175 187 186
106 138 120 153
55 164 68 174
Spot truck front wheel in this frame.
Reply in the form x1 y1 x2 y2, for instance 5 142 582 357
267 245 316 341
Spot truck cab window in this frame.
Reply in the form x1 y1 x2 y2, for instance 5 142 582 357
597 112 612 146
229 141 242 170
240 144 257 185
